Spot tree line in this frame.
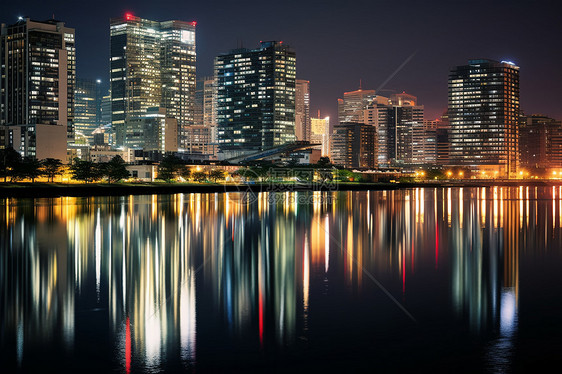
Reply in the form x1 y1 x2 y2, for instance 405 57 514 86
0 147 129 183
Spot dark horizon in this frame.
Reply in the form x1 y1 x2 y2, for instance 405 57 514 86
3 0 561 121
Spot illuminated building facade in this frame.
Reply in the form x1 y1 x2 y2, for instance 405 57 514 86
215 41 296 159
194 76 218 157
74 78 101 144
124 107 178 153
110 14 196 150
448 59 520 177
386 102 424 165
0 17 75 157
337 88 376 125
295 79 310 141
519 114 562 169
310 116 330 157
331 122 377 168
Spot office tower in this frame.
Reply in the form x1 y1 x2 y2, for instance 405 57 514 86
448 59 520 177
215 41 296 159
295 79 310 141
331 122 377 168
411 120 438 165
110 14 196 150
100 92 111 125
436 113 450 165
125 107 178 153
386 101 424 165
0 17 74 160
310 116 330 157
337 87 376 124
519 114 562 169
194 76 218 157
74 78 101 144
361 92 424 165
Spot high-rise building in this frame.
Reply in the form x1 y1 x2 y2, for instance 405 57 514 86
331 122 377 168
194 76 218 157
448 59 520 177
337 88 376 125
74 78 101 144
310 116 330 157
361 92 424 166
110 14 196 150
100 92 111 126
1 17 74 160
436 113 450 166
295 79 310 141
519 114 562 169
215 41 296 159
387 103 424 165
124 107 178 153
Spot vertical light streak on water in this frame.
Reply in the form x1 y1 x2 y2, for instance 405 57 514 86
324 215 330 273
519 186 524 228
500 187 504 228
493 186 498 229
434 188 438 269
459 188 464 229
481 187 486 227
420 188 425 225
553 186 556 230
17 321 23 367
96 208 101 301
526 186 530 227
303 233 310 330
447 188 452 226
559 186 562 228
180 269 196 362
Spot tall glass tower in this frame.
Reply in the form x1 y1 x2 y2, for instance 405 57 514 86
214 41 296 159
109 14 196 149
448 59 520 177
1 17 75 141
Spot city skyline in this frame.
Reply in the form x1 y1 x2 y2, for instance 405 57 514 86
2 0 561 123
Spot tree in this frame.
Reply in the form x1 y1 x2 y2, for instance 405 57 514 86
316 156 332 168
178 166 192 181
335 169 355 182
41 158 64 182
208 169 226 183
157 154 183 182
70 158 101 183
235 167 258 181
19 157 42 182
103 155 130 183
192 170 208 182
0 147 22 182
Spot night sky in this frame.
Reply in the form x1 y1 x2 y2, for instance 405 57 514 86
3 0 561 121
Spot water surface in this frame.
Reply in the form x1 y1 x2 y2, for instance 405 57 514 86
1 188 562 372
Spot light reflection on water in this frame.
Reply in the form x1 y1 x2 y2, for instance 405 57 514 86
1 188 562 372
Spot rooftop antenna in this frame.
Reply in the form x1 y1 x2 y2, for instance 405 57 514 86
52 13 55 20
317 109 321 118
359 79 362 90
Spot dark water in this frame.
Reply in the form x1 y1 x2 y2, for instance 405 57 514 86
1 188 562 373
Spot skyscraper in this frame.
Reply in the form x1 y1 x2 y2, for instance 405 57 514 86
519 114 562 169
310 116 330 157
1 17 74 160
295 79 310 141
193 76 218 157
215 41 296 159
74 78 101 144
337 88 376 125
331 122 377 168
448 59 520 177
109 14 196 150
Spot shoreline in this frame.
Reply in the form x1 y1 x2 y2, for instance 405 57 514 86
1 180 562 198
